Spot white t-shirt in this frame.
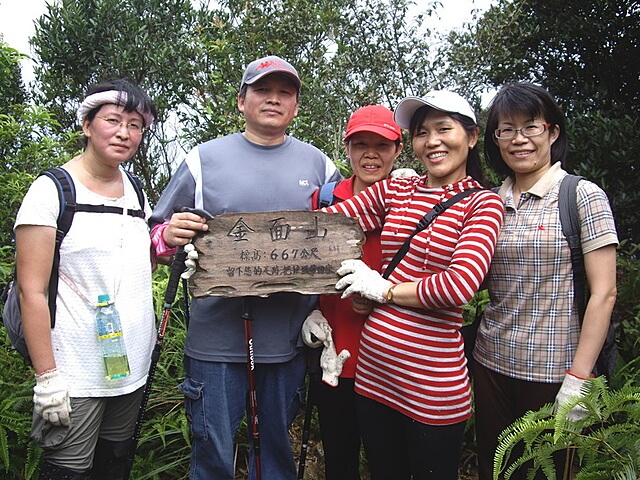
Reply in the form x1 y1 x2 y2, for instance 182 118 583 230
15 169 155 397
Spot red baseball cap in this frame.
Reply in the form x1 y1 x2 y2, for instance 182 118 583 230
344 105 402 142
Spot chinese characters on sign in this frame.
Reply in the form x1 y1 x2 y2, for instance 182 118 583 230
190 211 364 298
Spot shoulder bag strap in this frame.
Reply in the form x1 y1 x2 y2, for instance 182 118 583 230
123 169 146 213
318 181 340 208
382 188 482 279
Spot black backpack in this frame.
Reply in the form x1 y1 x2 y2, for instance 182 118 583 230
559 174 619 378
0 167 145 363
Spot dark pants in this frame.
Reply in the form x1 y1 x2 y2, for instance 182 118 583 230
314 376 361 480
472 361 568 480
356 394 466 480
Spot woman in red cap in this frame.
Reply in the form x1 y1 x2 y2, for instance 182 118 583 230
302 105 404 479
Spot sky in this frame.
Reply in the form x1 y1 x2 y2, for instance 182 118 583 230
1 0 494 84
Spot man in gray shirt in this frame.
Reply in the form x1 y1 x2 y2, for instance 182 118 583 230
150 55 342 479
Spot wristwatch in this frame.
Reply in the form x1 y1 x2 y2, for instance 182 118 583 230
385 285 396 303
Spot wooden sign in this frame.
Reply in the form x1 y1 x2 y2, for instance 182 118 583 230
189 210 364 298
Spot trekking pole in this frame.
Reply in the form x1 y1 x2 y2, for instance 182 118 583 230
297 345 320 479
123 206 211 479
242 297 262 480
123 244 187 480
182 277 190 328
297 379 313 479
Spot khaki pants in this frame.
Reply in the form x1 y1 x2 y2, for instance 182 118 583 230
31 387 144 471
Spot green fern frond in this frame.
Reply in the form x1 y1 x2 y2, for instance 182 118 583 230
494 379 640 479
24 442 43 480
0 426 9 472
612 459 638 480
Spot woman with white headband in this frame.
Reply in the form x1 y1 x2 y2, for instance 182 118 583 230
14 79 157 479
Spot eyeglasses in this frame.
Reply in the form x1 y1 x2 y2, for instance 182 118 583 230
96 116 145 134
494 123 551 140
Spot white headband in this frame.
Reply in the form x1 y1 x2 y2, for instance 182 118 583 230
77 90 155 127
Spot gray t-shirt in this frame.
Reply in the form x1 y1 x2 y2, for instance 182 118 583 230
151 132 342 363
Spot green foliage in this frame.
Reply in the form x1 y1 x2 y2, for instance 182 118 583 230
31 0 214 202
127 265 190 478
0 42 80 271
0 329 41 479
441 0 640 245
614 243 640 375
494 376 640 480
463 289 490 325
0 106 78 268
567 114 640 247
0 43 27 113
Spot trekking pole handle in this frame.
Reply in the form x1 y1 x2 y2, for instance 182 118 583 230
164 247 186 307
163 206 213 307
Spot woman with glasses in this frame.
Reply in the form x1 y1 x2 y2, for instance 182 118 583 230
14 79 157 479
472 82 618 480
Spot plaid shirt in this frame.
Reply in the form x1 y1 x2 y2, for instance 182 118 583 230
474 163 618 383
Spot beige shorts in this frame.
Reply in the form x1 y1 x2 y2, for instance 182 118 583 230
31 387 144 471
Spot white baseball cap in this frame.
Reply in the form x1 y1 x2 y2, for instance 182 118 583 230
394 90 476 128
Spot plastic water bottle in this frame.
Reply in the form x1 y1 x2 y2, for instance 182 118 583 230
95 294 130 380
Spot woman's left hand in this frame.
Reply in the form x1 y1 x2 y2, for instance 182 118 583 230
336 259 392 303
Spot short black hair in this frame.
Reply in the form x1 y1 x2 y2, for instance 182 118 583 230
484 82 568 177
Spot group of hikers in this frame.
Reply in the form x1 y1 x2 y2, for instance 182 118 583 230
13 54 617 480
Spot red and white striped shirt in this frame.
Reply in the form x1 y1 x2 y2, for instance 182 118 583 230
325 175 504 425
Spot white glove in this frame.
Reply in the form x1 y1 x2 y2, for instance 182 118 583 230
302 310 331 348
335 259 392 303
181 243 199 279
33 369 72 427
389 168 418 179
320 330 351 387
554 371 589 422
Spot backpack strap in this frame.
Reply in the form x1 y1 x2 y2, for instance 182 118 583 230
123 169 146 214
383 188 482 279
558 174 587 320
73 204 145 219
45 167 145 219
38 167 147 328
40 167 77 328
318 181 341 208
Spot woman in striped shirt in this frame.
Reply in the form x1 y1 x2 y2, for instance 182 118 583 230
324 91 504 480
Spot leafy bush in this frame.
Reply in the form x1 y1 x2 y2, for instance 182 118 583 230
494 376 640 480
0 330 41 479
